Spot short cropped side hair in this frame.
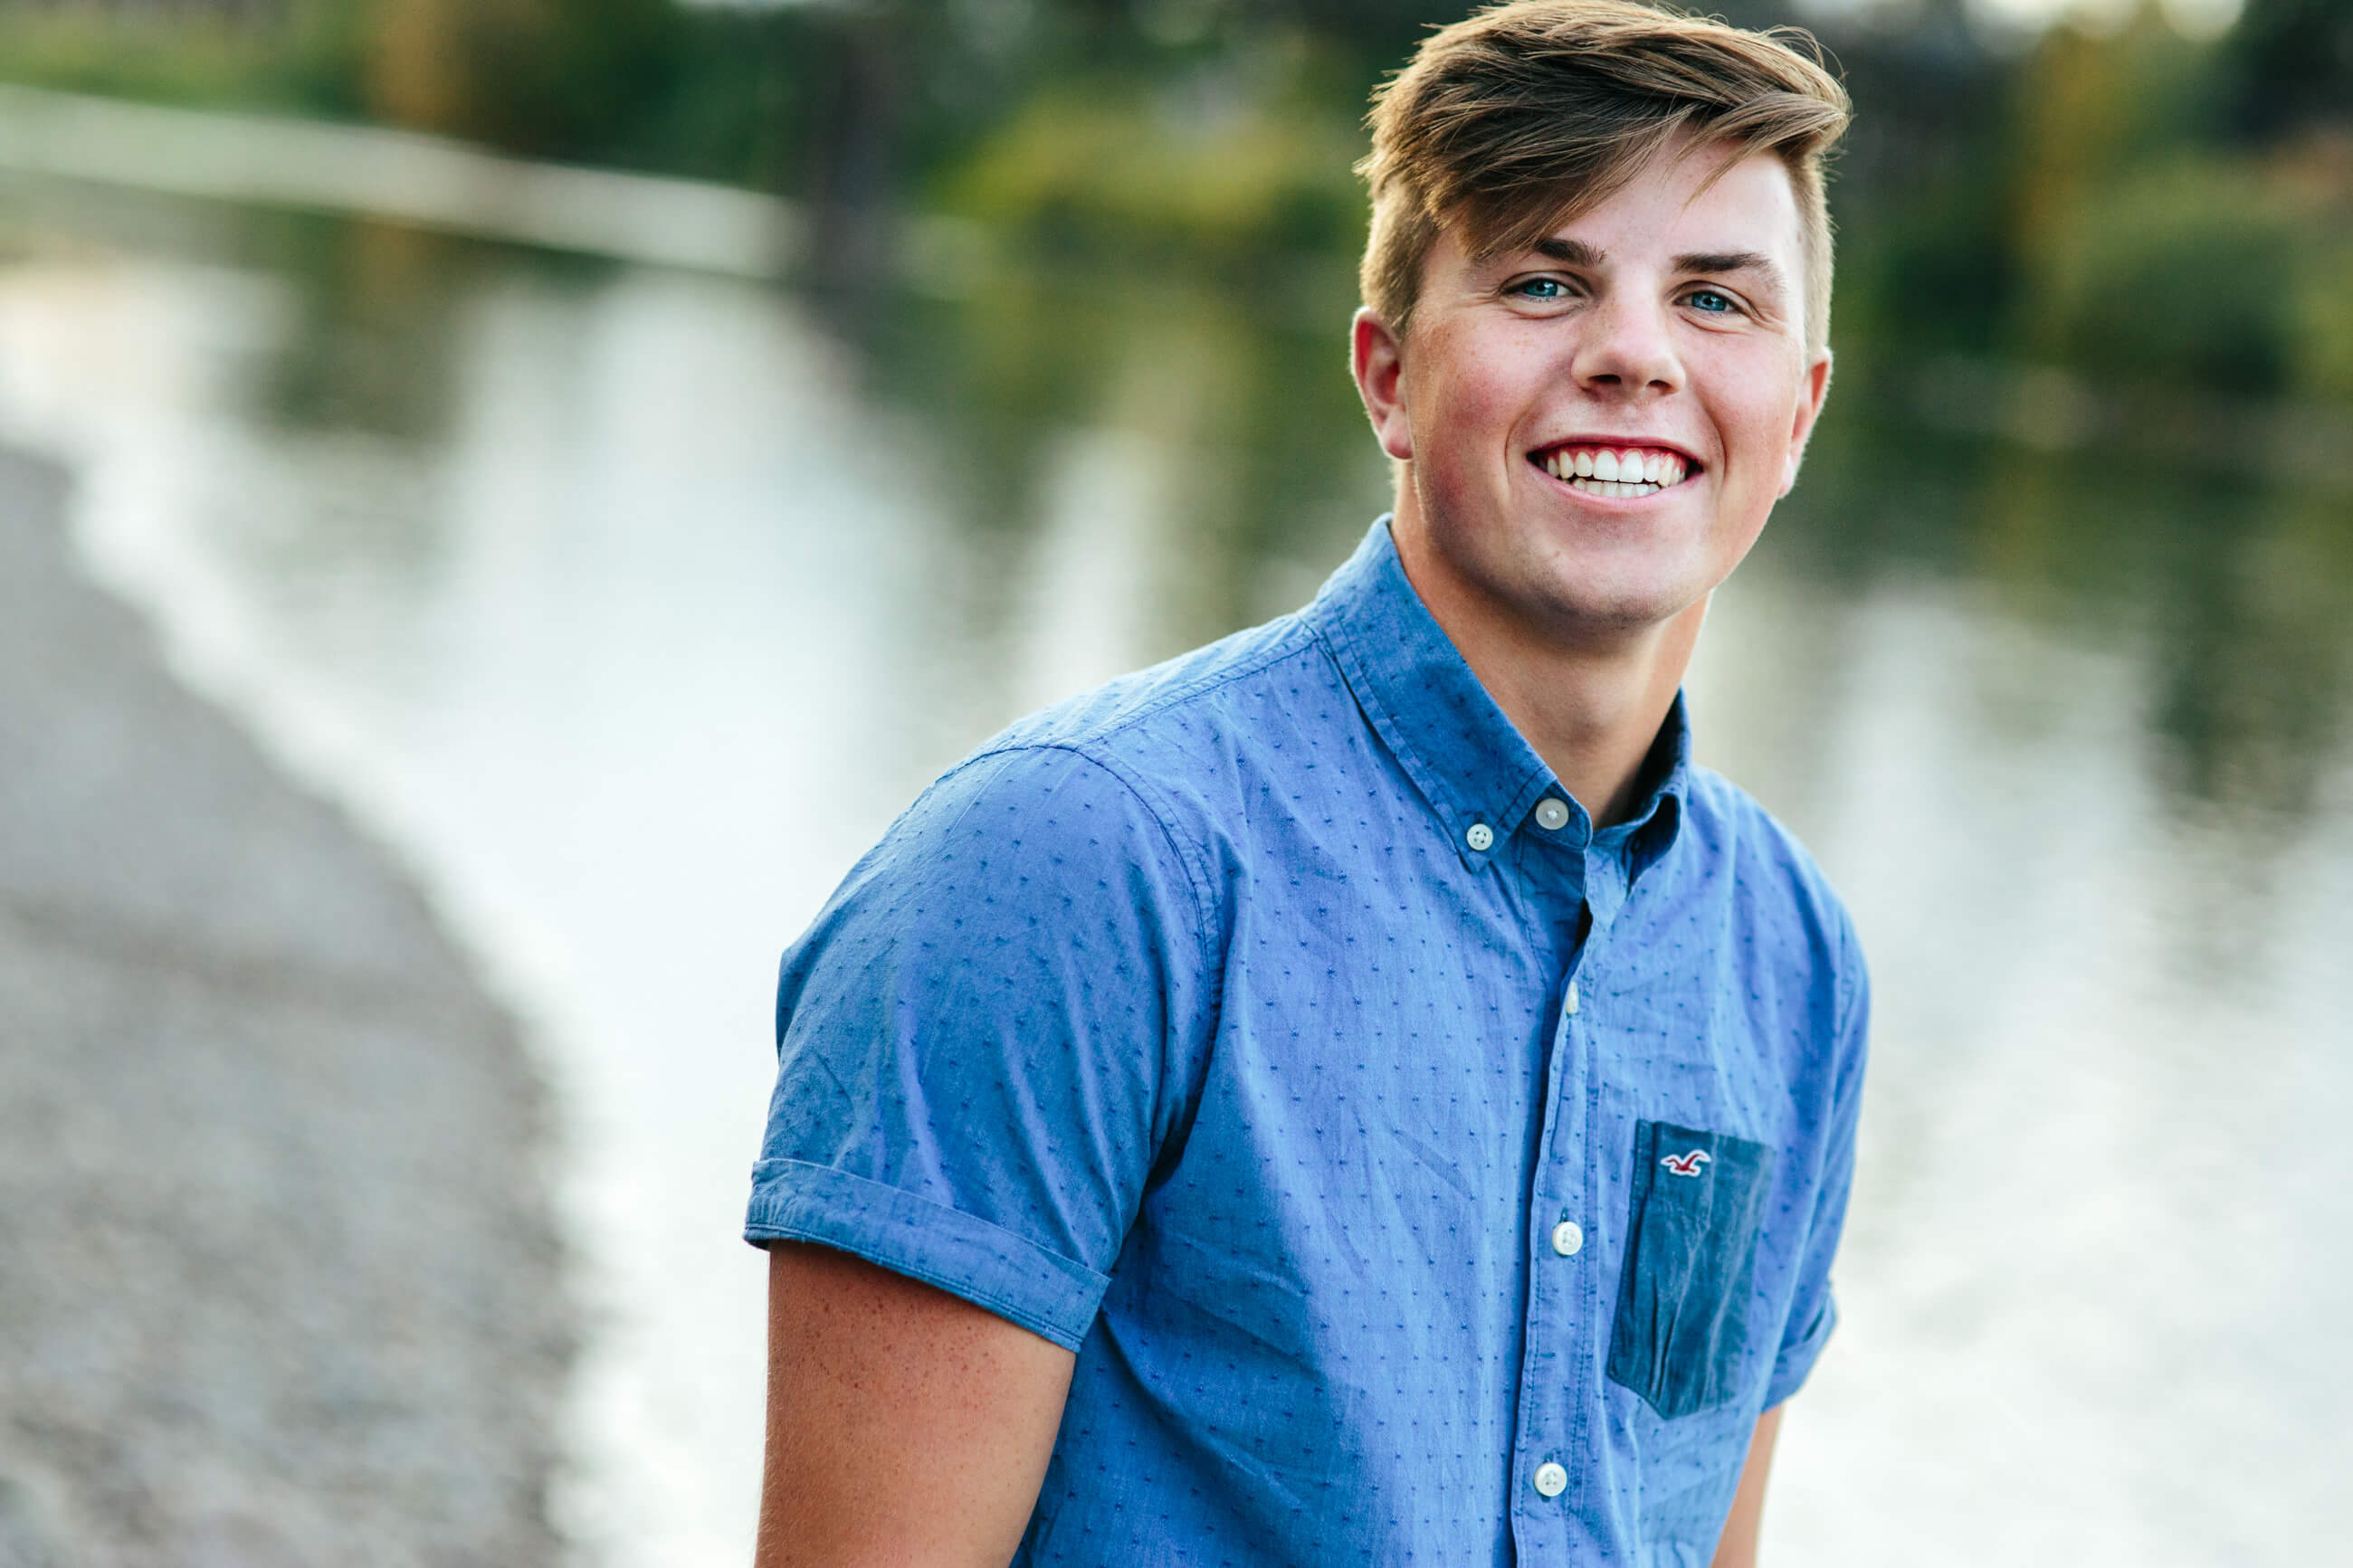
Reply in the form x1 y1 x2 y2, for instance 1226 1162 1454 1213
1358 0 1851 352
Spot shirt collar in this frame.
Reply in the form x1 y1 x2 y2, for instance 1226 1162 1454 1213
1307 518 1689 871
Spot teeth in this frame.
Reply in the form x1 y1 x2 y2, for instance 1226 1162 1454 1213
1540 445 1692 495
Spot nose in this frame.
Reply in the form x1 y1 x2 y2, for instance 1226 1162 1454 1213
1570 292 1682 399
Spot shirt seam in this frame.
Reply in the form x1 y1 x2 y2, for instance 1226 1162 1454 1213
950 630 1323 999
1069 746 1220 984
943 740 1224 1045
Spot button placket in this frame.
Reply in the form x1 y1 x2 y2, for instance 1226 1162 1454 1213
1581 848 1627 929
1513 929 1586 1549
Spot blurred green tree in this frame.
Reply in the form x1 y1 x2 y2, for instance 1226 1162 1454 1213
2222 0 2353 138
361 0 687 156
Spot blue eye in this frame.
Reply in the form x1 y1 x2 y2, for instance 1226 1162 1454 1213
1686 289 1736 313
1510 277 1568 299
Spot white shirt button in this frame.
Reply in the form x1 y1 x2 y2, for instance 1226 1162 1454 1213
1551 1220 1584 1257
1464 822 1495 852
1534 797 1570 831
1532 1461 1568 1497
1565 980 1579 1015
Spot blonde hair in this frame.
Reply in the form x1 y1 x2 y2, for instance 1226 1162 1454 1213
1358 0 1851 352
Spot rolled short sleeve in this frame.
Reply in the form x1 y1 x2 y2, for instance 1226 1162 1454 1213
1766 919 1870 1409
744 744 1213 1351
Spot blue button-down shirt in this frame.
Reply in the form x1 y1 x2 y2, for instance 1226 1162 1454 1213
748 518 1869 1566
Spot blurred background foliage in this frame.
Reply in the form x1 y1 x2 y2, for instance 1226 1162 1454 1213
2 0 2348 827
0 0 2347 406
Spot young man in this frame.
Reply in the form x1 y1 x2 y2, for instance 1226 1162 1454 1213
746 4 1865 1563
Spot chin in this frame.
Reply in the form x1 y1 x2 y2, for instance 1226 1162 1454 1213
1516 554 1718 632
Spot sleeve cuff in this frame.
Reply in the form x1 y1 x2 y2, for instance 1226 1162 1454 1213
1765 1293 1838 1408
744 1157 1110 1351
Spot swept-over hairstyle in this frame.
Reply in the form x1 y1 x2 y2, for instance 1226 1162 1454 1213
1358 0 1851 352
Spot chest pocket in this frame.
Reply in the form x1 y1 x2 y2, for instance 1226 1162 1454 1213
1605 1120 1775 1421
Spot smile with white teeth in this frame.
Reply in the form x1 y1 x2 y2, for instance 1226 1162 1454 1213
1535 445 1692 498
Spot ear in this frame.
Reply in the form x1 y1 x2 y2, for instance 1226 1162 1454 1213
1350 308 1415 462
1777 348 1833 497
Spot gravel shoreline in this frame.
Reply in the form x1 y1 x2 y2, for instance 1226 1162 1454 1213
0 446 572 1564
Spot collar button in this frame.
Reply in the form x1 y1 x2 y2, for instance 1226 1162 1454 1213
1464 822 1495 852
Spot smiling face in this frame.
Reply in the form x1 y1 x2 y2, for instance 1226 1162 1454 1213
1352 138 1832 651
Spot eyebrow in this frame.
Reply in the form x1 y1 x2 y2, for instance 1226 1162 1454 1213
1531 237 1604 268
1675 252 1778 303
1674 251 1781 287
1525 240 1790 301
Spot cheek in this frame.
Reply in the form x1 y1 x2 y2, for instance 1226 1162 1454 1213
1408 385 1506 505
1415 328 1540 436
1702 359 1805 481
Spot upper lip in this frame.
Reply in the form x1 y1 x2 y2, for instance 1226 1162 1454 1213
1529 435 1703 470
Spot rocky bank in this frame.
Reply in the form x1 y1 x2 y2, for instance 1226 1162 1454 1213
0 446 572 1565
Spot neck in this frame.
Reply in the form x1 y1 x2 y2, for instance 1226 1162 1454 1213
1390 511 1700 830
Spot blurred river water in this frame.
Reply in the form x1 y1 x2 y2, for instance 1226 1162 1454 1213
1 177 2348 1566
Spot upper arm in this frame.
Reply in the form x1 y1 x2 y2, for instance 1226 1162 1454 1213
746 746 1214 1348
757 1241 1077 1568
1709 1402 1785 1568
746 748 1209 1559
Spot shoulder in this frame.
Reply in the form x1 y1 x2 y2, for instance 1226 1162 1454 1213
808 614 1332 960
982 612 1330 775
946 610 1338 851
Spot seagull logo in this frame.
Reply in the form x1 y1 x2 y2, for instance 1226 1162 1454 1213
1660 1149 1712 1178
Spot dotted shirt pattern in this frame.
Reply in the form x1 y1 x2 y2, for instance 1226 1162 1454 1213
747 518 1869 1567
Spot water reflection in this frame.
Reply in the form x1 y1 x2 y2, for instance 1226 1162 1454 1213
862 248 1388 667
2146 483 2353 819
0 183 2347 1565
260 217 475 443
1786 393 2353 829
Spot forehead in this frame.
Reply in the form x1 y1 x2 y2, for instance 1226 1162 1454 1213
1469 144 1805 272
